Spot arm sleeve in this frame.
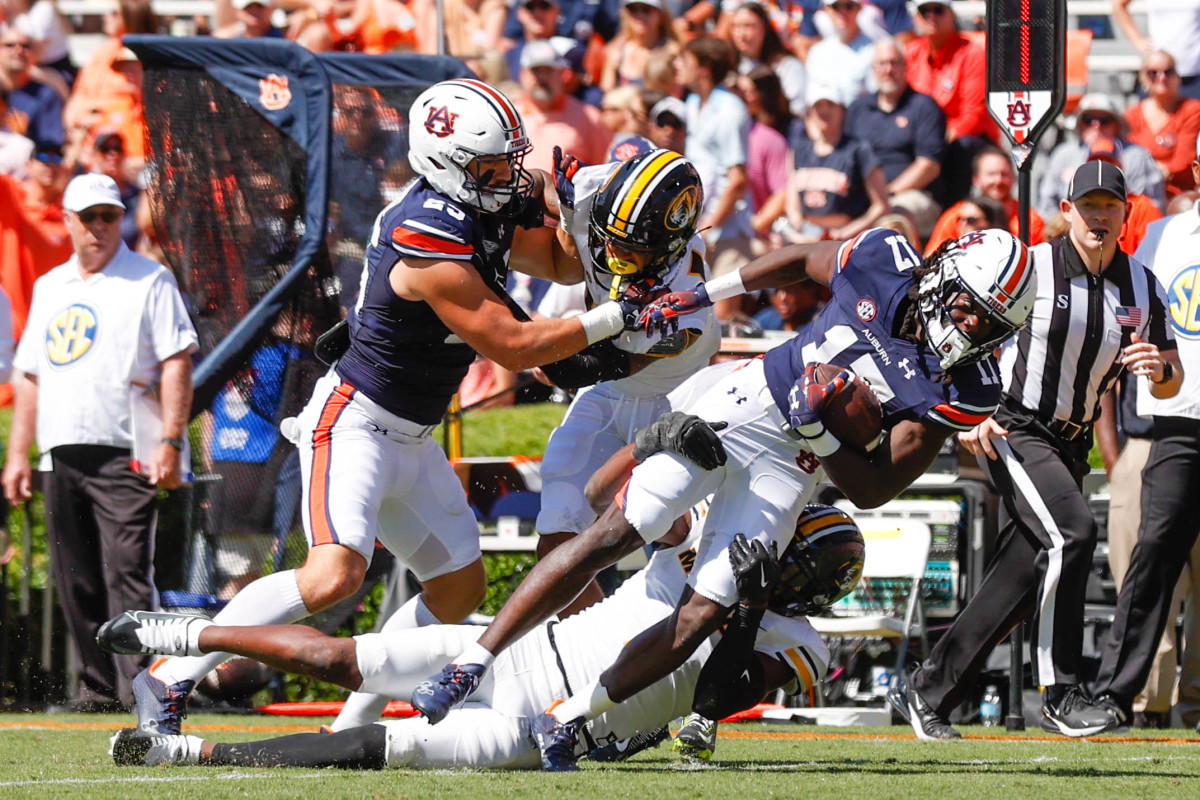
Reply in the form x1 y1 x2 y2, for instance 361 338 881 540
691 605 768 720
147 270 200 362
539 338 633 389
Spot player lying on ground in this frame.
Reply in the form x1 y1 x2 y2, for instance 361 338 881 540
410 228 1037 769
101 502 865 770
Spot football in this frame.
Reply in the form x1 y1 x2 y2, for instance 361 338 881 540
813 363 884 452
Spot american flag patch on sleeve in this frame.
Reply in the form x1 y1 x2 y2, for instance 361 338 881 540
1114 306 1142 327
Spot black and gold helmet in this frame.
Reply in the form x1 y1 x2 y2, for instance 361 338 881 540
588 149 703 294
769 504 866 618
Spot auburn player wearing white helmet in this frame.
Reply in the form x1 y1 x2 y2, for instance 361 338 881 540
102 502 864 771
122 78 686 741
530 147 721 617
412 226 1036 770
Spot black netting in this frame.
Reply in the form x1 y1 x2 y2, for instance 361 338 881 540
143 65 338 608
142 63 446 616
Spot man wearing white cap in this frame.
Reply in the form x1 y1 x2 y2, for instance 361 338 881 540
516 39 609 173
1 173 198 711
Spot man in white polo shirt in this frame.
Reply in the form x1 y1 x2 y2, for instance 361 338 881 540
1 173 198 712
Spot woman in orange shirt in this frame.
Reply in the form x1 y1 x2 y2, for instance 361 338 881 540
1125 50 1200 200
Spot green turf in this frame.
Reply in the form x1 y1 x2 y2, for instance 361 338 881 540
1 715 1197 800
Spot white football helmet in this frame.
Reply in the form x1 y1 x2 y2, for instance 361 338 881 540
407 79 534 214
917 228 1035 369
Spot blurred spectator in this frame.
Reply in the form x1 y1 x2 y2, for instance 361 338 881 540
805 0 873 105
729 2 806 117
63 0 153 163
735 66 790 239
329 86 405 310
214 0 288 38
3 173 197 711
1039 93 1165 218
436 0 508 65
905 0 995 205
645 92 686 151
953 194 1006 236
87 128 140 249
501 0 620 51
504 0 562 82
600 0 680 91
1126 50 1200 201
845 37 944 238
1087 135 1163 256
874 209 921 249
346 0 426 54
751 280 825 333
1113 0 1200 103
641 45 681 96
925 145 1045 254
783 82 888 242
599 84 649 150
1 25 63 147
516 39 609 172
678 36 754 321
8 0 75 87
0 88 35 177
555 36 603 106
20 140 68 239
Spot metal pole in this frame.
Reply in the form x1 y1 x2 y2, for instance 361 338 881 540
1004 149 1036 732
436 0 445 56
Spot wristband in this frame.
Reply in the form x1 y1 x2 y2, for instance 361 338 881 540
803 428 842 458
702 270 747 303
578 302 625 345
1152 361 1174 385
161 437 184 451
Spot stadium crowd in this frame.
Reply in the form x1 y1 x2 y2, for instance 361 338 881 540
3 0 1200 741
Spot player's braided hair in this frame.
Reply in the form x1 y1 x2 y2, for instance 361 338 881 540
896 239 959 385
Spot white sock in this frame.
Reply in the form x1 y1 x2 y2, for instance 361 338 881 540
151 570 308 686
186 618 213 656
550 679 615 723
329 595 440 732
455 642 496 669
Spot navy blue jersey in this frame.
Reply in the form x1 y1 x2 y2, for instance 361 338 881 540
763 228 1003 432
336 177 519 425
790 132 879 220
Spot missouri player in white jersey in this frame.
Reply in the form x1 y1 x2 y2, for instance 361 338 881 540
534 148 720 614
101 502 863 771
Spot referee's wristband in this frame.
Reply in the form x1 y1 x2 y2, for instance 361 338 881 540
161 437 184 451
1152 361 1174 385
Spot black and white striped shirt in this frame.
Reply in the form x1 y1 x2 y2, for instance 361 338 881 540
999 237 1175 427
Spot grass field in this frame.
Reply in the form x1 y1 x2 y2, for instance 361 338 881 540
1 714 1197 800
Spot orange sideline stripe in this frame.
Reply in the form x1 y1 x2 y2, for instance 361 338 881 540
308 382 354 546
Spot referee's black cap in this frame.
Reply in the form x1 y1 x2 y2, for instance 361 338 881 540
1068 159 1127 203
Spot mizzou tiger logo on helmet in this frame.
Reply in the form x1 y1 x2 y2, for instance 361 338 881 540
665 184 701 231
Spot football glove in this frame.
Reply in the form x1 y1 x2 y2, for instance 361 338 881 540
785 362 850 457
553 146 583 211
635 285 713 336
632 411 729 470
729 533 779 608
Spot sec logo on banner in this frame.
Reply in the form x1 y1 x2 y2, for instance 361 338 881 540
1168 264 1200 340
45 304 98 366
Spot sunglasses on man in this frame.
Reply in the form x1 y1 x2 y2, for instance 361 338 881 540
78 209 122 224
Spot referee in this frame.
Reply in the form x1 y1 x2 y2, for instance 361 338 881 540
889 159 1183 740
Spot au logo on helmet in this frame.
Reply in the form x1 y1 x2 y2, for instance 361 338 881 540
424 105 459 138
664 185 700 231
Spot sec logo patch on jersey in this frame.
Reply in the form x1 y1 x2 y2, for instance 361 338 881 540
1167 264 1200 339
45 304 99 366
856 298 877 322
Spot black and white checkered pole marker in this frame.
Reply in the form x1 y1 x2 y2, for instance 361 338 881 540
985 0 1067 732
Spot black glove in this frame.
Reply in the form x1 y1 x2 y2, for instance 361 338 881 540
729 533 779 608
631 411 728 470
553 146 583 211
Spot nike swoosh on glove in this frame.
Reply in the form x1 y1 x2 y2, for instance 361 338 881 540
635 285 712 336
729 533 779 608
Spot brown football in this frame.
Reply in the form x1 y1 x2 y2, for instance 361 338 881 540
813 363 884 452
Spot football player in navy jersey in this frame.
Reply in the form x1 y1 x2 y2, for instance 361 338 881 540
124 78 682 740
412 226 1037 770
